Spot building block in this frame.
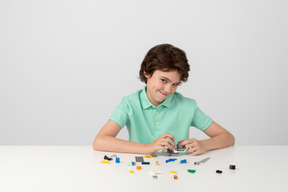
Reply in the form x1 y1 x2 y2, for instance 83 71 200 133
104 155 113 161
216 170 222 174
115 157 120 163
229 165 236 170
143 155 154 158
180 159 187 164
101 160 109 164
187 169 196 173
166 158 177 163
135 156 144 162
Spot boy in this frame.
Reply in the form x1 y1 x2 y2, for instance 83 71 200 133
93 44 235 155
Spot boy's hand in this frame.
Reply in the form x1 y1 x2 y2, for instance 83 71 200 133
145 133 176 155
178 138 206 156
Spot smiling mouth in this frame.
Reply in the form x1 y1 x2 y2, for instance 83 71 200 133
159 91 168 96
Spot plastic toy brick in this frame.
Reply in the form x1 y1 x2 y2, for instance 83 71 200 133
216 170 222 174
176 141 186 151
142 162 150 165
170 171 177 174
136 166 142 170
128 162 136 166
162 149 179 156
115 157 120 163
156 161 159 165
143 155 154 158
153 175 158 179
166 158 177 163
180 159 187 164
229 165 236 170
104 155 113 161
135 156 144 162
129 170 134 174
173 175 178 179
101 160 109 164
194 157 210 165
187 169 196 173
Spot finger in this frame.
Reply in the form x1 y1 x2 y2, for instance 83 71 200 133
189 150 200 156
159 141 174 150
177 140 186 147
162 133 175 141
179 138 194 146
188 148 198 156
166 138 176 148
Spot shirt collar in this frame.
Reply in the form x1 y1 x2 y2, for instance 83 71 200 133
140 87 174 109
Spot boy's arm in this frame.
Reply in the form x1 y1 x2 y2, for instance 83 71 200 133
93 120 175 155
201 121 235 150
179 121 235 155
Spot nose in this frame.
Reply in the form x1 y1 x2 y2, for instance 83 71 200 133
164 84 172 94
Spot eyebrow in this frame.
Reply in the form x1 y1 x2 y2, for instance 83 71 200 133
160 76 181 85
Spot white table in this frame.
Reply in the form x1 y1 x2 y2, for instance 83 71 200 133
0 146 287 192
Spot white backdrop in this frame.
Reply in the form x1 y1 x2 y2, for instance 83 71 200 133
1 0 287 145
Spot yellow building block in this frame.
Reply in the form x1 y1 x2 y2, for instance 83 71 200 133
101 160 109 164
143 155 154 159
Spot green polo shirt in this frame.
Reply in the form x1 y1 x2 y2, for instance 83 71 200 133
110 87 212 144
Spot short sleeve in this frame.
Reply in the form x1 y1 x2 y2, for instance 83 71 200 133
191 106 213 131
110 97 129 128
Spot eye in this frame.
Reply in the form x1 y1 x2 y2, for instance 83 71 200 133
173 83 181 87
161 79 167 83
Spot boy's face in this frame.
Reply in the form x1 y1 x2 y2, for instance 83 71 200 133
145 70 181 106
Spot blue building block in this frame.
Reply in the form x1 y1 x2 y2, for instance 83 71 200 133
180 159 187 164
115 157 120 163
166 158 177 163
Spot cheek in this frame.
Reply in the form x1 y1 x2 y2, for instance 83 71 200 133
171 86 177 93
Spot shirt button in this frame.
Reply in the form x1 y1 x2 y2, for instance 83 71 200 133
155 122 159 125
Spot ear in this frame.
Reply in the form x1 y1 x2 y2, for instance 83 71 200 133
144 71 150 79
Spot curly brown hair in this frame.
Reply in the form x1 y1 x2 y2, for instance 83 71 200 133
139 44 190 84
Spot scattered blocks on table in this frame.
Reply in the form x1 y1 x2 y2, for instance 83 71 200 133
104 155 113 161
101 160 109 164
128 162 136 166
229 165 236 170
180 159 187 164
194 157 210 165
216 170 222 174
162 149 179 156
143 155 154 159
135 156 144 162
187 169 196 173
153 175 158 179
166 158 177 163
